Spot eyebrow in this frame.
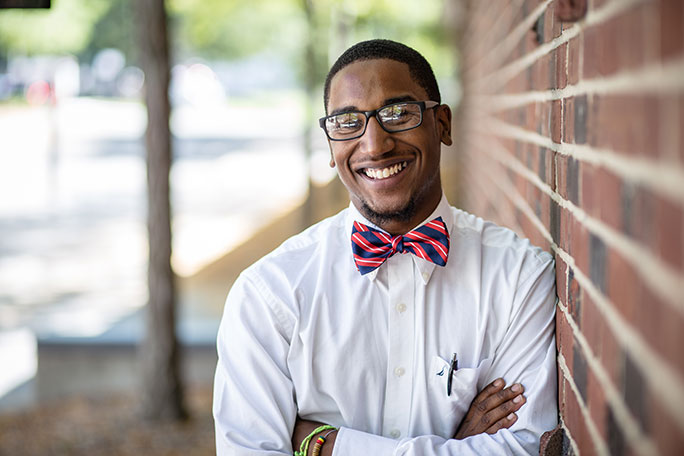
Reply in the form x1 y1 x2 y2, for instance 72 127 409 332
328 94 419 117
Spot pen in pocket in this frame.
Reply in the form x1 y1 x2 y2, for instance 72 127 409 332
447 352 458 396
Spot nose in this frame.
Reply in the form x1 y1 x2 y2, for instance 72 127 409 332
359 116 394 157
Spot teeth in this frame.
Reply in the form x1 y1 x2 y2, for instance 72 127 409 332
364 161 408 180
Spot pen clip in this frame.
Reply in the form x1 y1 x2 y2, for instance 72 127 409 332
446 352 458 397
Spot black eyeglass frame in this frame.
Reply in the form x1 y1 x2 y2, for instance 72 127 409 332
319 100 440 141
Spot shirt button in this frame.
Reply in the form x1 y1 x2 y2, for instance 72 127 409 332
422 272 430 282
394 367 405 377
396 303 407 313
390 429 401 439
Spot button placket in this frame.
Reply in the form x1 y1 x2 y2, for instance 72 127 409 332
381 254 415 439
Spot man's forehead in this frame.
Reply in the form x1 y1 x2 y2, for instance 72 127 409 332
328 59 427 110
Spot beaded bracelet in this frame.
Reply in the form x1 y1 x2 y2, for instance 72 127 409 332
295 425 337 456
311 429 337 456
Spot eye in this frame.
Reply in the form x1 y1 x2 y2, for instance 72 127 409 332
333 112 363 131
380 103 420 126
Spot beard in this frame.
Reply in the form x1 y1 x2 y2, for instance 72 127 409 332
359 195 418 228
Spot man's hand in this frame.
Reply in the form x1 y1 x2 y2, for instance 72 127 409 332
454 378 526 439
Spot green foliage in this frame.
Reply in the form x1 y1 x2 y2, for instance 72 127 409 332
0 0 453 91
80 0 137 64
0 0 109 55
168 0 306 60
167 0 452 83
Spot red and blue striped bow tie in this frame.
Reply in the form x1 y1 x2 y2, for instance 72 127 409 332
351 217 450 275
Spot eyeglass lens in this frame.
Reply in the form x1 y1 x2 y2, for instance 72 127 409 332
324 102 423 140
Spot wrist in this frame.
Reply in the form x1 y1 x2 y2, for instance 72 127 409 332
295 425 337 456
315 429 337 456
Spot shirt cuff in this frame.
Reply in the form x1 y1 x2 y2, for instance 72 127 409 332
332 427 400 456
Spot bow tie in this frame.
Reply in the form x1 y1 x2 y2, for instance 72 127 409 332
351 217 450 275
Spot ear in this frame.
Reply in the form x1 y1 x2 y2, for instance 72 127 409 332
436 104 453 146
329 147 336 168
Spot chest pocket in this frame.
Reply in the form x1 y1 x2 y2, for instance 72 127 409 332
427 355 490 437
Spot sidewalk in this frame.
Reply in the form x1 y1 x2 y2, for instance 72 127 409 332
0 177 347 414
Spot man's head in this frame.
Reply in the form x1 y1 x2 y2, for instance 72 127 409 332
323 39 441 114
322 40 452 235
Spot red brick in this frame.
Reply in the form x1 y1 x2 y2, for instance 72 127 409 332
571 216 590 273
557 310 575 371
660 0 684 60
543 5 555 44
614 4 649 70
581 163 597 217
606 250 640 328
649 394 684 454
680 95 684 162
560 206 572 254
583 293 622 385
580 291 603 361
582 18 621 78
624 185 657 247
559 376 569 417
593 95 660 157
556 155 568 200
562 96 575 143
551 99 562 143
565 380 599 455
539 101 551 137
556 254 569 305
595 168 622 231
655 194 683 269
548 150 557 192
637 285 684 375
540 191 551 227
527 102 537 133
567 37 580 86
587 364 608 440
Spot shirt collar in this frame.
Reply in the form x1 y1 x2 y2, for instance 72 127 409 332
346 194 453 284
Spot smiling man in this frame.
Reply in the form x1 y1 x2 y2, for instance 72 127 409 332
213 39 557 455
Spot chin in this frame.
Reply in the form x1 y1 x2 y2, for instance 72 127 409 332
360 197 417 226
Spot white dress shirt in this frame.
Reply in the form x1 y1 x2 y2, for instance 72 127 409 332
213 195 557 455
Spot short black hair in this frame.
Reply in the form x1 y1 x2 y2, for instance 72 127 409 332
323 39 441 113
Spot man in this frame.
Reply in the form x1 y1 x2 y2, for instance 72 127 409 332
213 39 557 455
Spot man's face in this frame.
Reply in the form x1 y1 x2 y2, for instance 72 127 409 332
326 58 452 234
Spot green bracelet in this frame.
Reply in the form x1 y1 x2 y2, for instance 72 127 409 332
295 425 337 456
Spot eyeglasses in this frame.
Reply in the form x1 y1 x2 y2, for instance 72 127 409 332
319 100 439 141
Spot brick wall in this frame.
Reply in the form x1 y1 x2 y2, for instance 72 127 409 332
450 0 684 454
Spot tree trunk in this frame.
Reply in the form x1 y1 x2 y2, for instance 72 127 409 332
135 0 186 421
301 0 316 228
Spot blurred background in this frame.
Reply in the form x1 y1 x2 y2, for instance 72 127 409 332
3 0 683 454
0 0 458 454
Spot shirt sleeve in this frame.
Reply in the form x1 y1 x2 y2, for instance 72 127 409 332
333 255 558 456
213 271 297 455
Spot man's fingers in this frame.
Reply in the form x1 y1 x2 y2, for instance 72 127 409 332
479 393 526 430
455 380 527 440
473 381 525 414
485 412 519 434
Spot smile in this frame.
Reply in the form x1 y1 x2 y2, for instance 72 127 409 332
363 161 408 180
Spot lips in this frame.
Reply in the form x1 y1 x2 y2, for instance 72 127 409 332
361 161 408 180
